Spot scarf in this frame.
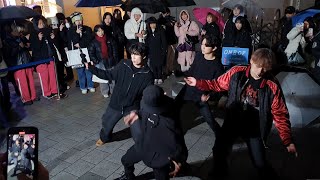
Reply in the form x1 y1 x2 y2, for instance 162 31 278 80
95 35 108 59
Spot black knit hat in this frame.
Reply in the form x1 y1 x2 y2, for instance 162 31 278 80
285 6 296 14
141 85 170 114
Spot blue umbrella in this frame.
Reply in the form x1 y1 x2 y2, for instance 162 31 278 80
75 0 122 7
292 9 320 26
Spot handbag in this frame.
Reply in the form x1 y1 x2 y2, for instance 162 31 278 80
186 21 199 44
66 41 90 68
92 75 109 84
176 41 193 53
288 52 305 65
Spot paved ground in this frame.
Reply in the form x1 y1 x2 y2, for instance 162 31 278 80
1 74 320 180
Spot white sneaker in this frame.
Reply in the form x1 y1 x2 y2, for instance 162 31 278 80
158 79 163 84
154 79 158 84
81 90 87 94
89 88 96 93
103 94 109 98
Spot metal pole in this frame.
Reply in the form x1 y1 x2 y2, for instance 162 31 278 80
52 57 61 100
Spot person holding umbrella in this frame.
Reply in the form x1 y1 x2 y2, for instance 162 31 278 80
201 12 221 39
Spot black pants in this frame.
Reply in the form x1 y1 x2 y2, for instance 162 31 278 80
100 106 142 144
212 122 278 179
121 145 171 180
0 76 11 111
56 61 68 93
150 65 163 79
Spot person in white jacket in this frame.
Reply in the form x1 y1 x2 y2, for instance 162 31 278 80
284 23 307 64
124 7 146 50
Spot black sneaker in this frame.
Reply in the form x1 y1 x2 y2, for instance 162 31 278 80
114 173 135 180
55 93 68 100
43 94 56 100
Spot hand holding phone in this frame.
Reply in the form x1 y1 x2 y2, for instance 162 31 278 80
6 127 39 179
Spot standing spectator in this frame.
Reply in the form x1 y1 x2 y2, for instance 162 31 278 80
3 23 37 105
124 8 146 48
174 10 200 72
56 12 74 82
67 12 94 94
102 12 123 63
89 25 118 98
30 16 67 99
47 16 70 94
85 43 153 147
9 140 20 177
158 8 178 77
176 35 224 136
284 21 307 64
279 6 296 50
233 16 253 50
32 5 42 16
113 9 126 60
145 17 167 84
185 48 297 179
201 12 221 39
222 4 251 47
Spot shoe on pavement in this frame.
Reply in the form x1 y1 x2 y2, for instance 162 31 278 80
96 139 105 147
81 90 87 94
103 94 109 98
158 79 163 84
23 101 33 106
114 173 135 180
89 88 96 93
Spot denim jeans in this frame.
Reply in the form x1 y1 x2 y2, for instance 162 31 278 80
76 67 93 90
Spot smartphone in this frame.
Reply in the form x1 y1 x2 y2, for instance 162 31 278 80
6 127 39 179
308 28 313 36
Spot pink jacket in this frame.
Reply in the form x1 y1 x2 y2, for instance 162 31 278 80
174 10 199 45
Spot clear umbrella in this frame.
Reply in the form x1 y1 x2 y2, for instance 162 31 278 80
221 0 264 20
276 70 320 127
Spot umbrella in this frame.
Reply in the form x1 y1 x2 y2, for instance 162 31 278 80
193 7 225 32
221 0 264 19
162 0 196 7
0 5 40 20
275 67 320 127
75 0 122 7
292 9 320 27
121 0 166 14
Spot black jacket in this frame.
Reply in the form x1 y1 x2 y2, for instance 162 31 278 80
145 27 167 67
158 15 178 45
88 60 154 113
3 35 31 67
102 24 125 46
30 27 59 62
88 37 119 68
66 25 93 50
138 101 187 168
202 22 221 39
233 30 252 49
279 16 293 48
222 16 252 47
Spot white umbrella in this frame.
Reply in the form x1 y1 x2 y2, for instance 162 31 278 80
221 0 264 19
276 70 320 127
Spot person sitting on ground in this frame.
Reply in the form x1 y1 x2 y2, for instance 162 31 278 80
115 85 188 180
185 48 297 180
85 42 153 147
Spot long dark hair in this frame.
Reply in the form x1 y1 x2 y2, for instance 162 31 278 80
146 17 159 38
234 16 250 32
102 12 114 27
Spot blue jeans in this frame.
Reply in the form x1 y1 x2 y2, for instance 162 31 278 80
76 67 93 90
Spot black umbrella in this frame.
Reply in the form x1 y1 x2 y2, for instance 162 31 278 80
121 0 167 14
162 0 196 7
75 0 122 7
0 6 40 20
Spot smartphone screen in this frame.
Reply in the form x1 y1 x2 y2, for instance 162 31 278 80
7 127 38 179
